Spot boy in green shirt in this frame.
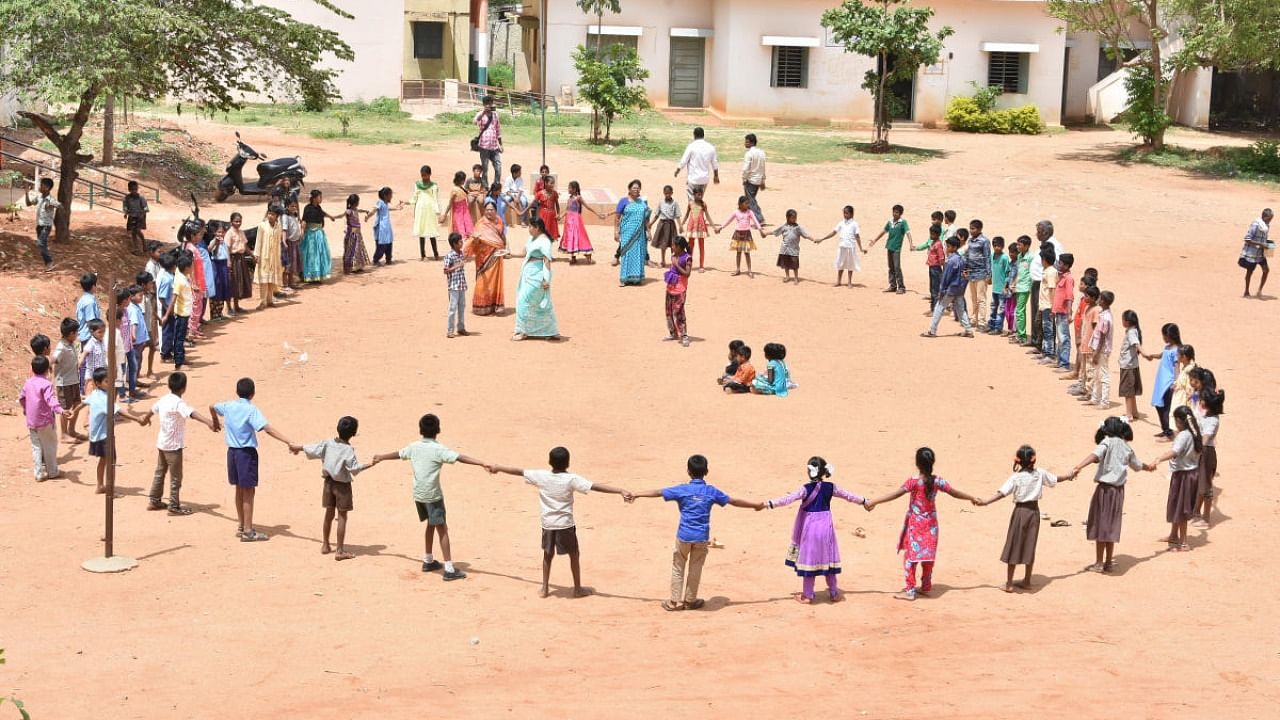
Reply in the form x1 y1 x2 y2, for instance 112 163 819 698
986 236 1012 333
870 204 912 294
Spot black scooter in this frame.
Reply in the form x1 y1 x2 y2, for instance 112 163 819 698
214 132 306 202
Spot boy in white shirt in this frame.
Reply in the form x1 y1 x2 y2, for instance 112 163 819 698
488 447 629 598
502 164 531 226
149 371 217 514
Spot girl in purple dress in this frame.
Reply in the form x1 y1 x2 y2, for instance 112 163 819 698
766 457 869 604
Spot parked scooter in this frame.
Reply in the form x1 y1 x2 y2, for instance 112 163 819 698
214 132 306 202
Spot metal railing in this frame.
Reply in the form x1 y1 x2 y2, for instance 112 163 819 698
0 133 161 212
400 79 559 115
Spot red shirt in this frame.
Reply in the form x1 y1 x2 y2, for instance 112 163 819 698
1052 271 1074 314
925 239 946 267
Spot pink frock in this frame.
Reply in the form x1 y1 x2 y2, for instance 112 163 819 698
559 196 593 255
896 475 950 563
450 189 474 237
770 481 865 576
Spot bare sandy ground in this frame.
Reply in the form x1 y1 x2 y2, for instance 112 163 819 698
2 118 1278 719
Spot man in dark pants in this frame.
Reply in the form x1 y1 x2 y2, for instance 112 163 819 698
1028 219 1061 349
473 95 503 188
741 133 766 225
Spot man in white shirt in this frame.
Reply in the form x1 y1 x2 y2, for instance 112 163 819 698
1029 219 1065 350
488 446 629 598
148 371 217 514
674 127 719 201
741 133 767 225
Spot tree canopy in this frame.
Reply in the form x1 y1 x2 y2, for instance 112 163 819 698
571 43 649 142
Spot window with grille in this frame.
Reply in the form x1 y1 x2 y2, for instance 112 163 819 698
987 51 1028 94
413 21 445 59
591 33 638 55
771 46 808 89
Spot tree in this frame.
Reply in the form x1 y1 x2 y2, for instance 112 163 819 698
571 44 649 142
0 0 354 244
822 0 953 150
1169 0 1280 71
1047 0 1176 150
575 0 623 139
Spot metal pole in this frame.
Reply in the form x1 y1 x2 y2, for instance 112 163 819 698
540 0 547 167
104 283 118 559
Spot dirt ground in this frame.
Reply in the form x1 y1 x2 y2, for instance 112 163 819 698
2 117 1278 719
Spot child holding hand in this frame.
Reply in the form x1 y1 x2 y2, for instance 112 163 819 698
291 416 379 561
974 445 1073 592
715 195 764 278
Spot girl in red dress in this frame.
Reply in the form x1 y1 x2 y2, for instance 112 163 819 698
536 175 561 244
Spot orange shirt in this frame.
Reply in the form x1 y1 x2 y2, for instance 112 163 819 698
733 362 757 385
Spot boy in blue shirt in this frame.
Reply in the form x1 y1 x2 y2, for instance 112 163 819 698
72 367 150 494
211 377 297 542
628 455 762 611
923 235 973 338
75 272 100 344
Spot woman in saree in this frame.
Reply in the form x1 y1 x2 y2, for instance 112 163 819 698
513 217 560 341
464 201 508 316
253 206 284 310
616 179 648 286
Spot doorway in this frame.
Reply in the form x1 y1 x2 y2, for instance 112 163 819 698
878 53 915 120
669 37 705 108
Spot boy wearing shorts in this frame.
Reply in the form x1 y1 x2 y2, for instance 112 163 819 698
211 377 297 542
73 367 149 494
149 371 217 515
488 446 629 598
293 416 379 561
373 413 491 581
51 318 87 441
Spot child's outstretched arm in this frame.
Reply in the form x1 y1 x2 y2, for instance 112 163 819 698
120 406 151 426
262 424 295 449
371 451 401 464
456 453 494 472
590 483 628 497
487 463 524 476
625 489 664 503
943 483 979 505
864 486 908 510
1070 453 1099 478
975 489 1006 507
728 497 765 511
189 409 217 432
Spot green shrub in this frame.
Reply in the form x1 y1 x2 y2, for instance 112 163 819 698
488 62 515 89
945 96 1042 134
1239 140 1280 175
1121 61 1171 147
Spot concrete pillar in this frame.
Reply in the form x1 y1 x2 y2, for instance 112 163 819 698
475 0 490 86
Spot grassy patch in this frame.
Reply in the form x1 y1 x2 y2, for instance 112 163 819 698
1116 144 1280 186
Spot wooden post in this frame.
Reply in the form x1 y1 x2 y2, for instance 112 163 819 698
104 282 118 559
102 96 115 166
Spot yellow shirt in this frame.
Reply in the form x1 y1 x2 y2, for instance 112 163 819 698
172 271 192 317
1039 266 1058 308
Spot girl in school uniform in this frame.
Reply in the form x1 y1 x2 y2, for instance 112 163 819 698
648 185 680 269
682 186 711 271
558 181 600 264
976 445 1073 592
1150 406 1203 552
866 447 980 601
1142 322 1182 439
765 457 869 604
1189 368 1225 527
1070 416 1148 573
770 209 820 284
1117 310 1145 421
714 195 763 278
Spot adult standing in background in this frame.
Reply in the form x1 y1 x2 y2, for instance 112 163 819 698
675 127 719 201
1028 219 1062 351
1239 208 1272 298
473 95 503 188
741 133 767 225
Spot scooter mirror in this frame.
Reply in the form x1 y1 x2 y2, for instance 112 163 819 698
235 131 241 139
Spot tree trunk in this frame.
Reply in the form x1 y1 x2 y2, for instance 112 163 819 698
876 52 890 147
591 9 603 141
20 85 99 243
102 96 116 166
1147 0 1166 151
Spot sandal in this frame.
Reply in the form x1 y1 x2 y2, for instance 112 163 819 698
167 505 194 516
661 600 684 612
240 530 268 542
1050 519 1070 527
147 501 168 511
685 599 705 610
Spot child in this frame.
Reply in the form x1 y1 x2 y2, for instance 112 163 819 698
648 185 680 268
253 208 283 309
922 236 973 338
465 164 487 222
411 165 441 260
281 202 303 291
370 186 403 266
73 367 150 494
207 222 231 320
292 416 378 560
341 194 371 273
371 413 492 581
664 236 692 347
1067 286 1099 393
443 232 470 338
166 252 194 370
440 171 474 239
975 445 1071 592
960 219 991 322
487 446 629 598
183 223 210 339
1169 344 1198 412
144 240 164 290
76 272 101 343
719 345 756 393
559 180 599 263
24 177 60 271
225 213 252 312
765 456 869 604
1117 310 1145 421
51 319 86 441
136 271 159 378
819 205 864 288
533 163 551 199
770 209 819 283
1070 416 1148 572
211 377 298 542
912 224 945 310
1037 247 1059 362
29 334 49 359
715 195 764 278
156 251 177 348
116 288 138 400
486 183 507 229
149 371 217 515
626 454 763 611
682 186 711 271
502 163 531 226
986 236 1010 333
1143 323 1182 439
868 204 912 293
123 180 150 252
19 356 69 480
300 190 338 283
1013 236 1035 345
1001 240 1020 336
536 175 561 245
79 319 107 394
1189 368 1224 527
864 447 980 600
750 342 790 396
1051 253 1075 369
1148 406 1202 552
1088 290 1116 408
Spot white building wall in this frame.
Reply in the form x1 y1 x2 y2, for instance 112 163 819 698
261 0 403 102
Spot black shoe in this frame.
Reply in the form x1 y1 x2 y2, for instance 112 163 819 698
421 560 443 572
442 569 467 581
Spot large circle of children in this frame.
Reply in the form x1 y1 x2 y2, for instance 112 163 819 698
14 143 1230 608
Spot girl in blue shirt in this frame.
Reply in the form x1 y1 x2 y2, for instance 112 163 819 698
1143 323 1182 439
751 342 791 396
369 186 404 266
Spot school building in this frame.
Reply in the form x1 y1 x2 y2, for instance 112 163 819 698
517 0 1211 127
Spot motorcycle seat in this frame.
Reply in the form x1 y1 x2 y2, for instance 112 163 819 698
258 157 300 175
